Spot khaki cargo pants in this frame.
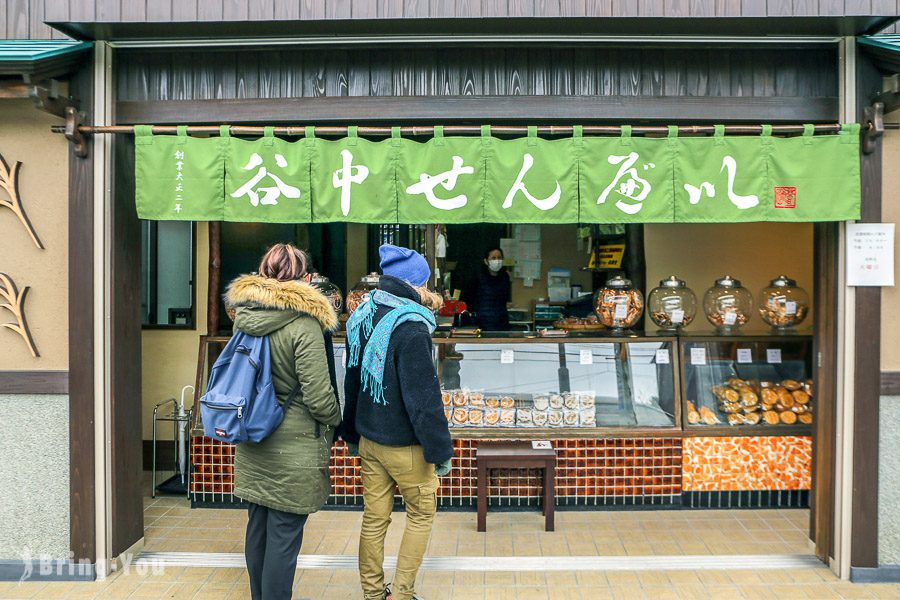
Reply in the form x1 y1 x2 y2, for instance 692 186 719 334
358 436 440 600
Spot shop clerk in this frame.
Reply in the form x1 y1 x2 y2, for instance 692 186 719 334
473 247 511 332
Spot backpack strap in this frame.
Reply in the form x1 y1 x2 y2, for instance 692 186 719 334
284 381 323 437
284 382 301 412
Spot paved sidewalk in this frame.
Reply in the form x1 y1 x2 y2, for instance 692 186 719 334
2 564 900 599
2 494 898 599
144 495 815 556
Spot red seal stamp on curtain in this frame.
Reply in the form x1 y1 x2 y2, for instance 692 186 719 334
774 186 797 209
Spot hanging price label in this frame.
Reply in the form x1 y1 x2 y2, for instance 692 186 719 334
580 349 593 365
656 349 670 364
614 303 628 319
736 348 752 364
767 348 782 364
785 301 797 316
670 309 684 324
690 347 707 365
500 349 515 364
724 311 737 325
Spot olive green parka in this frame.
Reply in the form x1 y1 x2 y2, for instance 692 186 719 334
226 274 342 515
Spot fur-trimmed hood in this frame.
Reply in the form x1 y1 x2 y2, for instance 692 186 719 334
226 274 338 333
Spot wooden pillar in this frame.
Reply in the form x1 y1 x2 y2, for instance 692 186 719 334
68 58 96 566
109 115 144 558
207 221 222 336
850 51 883 572
624 224 646 329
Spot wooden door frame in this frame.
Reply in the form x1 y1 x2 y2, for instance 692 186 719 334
812 221 840 564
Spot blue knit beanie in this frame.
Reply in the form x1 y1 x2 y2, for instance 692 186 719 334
379 244 430 287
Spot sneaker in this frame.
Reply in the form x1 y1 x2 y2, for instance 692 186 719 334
384 583 424 600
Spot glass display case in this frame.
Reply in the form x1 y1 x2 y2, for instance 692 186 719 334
193 332 813 439
679 333 813 431
435 335 679 436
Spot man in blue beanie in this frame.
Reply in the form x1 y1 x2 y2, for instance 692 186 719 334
342 244 452 600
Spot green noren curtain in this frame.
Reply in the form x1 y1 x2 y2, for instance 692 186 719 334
134 124 862 224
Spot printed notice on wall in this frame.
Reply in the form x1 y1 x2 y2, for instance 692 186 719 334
847 223 895 287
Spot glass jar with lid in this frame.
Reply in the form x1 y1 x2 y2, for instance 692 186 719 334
703 276 752 331
310 273 343 314
346 272 380 314
647 276 697 330
758 275 810 329
594 275 644 331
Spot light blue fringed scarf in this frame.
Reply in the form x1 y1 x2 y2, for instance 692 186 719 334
346 289 436 405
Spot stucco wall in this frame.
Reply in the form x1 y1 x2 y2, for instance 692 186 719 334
881 126 900 371
880 395 900 566
0 100 69 369
0 394 69 559
0 100 71 559
880 115 900 567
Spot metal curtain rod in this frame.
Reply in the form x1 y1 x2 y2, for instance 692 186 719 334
51 123 854 136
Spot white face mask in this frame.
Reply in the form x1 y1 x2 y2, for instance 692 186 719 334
487 259 503 272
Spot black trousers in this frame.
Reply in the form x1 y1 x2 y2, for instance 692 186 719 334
245 502 309 600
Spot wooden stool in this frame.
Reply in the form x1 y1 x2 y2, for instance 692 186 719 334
476 441 556 532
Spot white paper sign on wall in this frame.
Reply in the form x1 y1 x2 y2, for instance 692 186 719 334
847 223 895 287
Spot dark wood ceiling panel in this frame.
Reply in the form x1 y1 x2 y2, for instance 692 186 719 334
115 45 839 113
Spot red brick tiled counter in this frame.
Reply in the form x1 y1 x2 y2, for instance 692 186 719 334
190 435 810 509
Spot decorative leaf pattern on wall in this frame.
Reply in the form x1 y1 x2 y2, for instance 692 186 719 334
0 272 39 358
0 153 44 250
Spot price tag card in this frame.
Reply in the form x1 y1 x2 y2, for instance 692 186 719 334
785 301 797 316
690 347 707 365
656 349 670 364
614 303 628 319
670 309 685 324
724 311 737 325
736 348 752 364
767 348 782 364
500 349 515 364
532 441 553 450
579 349 593 365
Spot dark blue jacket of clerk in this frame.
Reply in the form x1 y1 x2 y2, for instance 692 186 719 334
340 274 453 465
475 266 511 332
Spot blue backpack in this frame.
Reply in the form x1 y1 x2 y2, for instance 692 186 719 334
200 332 299 444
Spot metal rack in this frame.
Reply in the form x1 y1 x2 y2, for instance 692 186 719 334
151 389 194 499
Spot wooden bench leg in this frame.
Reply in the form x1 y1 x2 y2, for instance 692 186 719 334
477 464 488 532
543 464 555 532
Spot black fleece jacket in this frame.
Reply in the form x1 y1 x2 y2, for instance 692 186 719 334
340 276 453 465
